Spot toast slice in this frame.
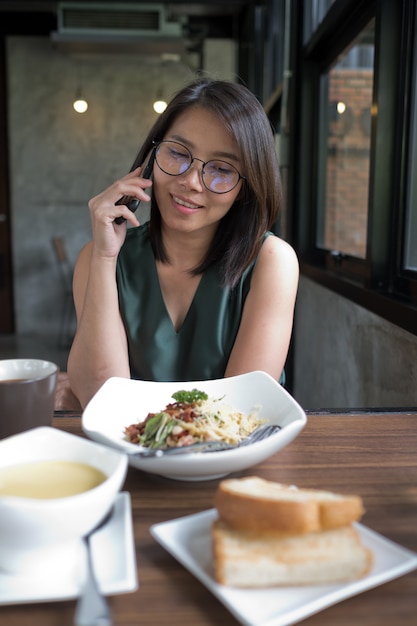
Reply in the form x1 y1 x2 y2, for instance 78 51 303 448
212 519 373 587
214 477 364 533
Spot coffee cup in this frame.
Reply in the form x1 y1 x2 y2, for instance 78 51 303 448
0 359 58 439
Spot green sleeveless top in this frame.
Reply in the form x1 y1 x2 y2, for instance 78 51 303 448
116 222 273 382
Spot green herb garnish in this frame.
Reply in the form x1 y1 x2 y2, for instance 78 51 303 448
171 389 208 404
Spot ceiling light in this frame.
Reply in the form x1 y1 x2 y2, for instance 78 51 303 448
153 99 167 114
73 88 88 113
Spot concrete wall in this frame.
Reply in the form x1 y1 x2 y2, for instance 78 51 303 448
293 276 417 408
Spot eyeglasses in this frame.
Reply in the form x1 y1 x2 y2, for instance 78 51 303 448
153 140 245 194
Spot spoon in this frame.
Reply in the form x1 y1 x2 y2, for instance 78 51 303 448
74 509 113 626
132 423 282 457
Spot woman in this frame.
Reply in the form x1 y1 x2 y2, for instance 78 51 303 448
67 78 299 408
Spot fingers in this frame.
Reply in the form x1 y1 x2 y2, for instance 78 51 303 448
89 166 152 226
113 166 153 223
114 206 140 227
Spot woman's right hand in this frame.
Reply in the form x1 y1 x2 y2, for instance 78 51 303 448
88 165 153 259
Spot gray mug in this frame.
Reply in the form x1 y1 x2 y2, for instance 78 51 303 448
0 359 58 439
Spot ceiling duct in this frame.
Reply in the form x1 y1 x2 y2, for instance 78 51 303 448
51 2 187 56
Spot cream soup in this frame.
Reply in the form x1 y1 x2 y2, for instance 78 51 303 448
0 460 107 499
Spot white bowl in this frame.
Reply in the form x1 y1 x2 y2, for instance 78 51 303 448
0 427 128 574
82 371 307 481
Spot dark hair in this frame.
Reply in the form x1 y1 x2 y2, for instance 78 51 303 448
130 77 282 288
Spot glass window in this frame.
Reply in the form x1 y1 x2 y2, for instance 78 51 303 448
303 0 337 43
316 21 374 258
264 0 286 101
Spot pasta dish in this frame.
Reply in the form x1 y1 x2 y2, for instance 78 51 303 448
124 388 264 449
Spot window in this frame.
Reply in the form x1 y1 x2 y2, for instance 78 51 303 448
292 0 417 334
317 22 374 259
303 0 337 43
404 13 417 272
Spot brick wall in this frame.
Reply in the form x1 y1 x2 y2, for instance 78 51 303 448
324 69 373 257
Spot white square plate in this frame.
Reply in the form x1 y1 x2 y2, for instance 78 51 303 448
150 509 417 626
0 492 138 605
82 371 307 481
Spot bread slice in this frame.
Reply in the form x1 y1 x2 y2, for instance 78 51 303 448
214 477 364 533
212 520 373 587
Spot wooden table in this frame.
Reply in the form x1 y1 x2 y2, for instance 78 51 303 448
1 409 417 626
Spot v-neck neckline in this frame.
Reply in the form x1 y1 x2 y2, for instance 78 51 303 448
153 259 205 335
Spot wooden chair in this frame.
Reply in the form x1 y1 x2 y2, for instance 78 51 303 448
51 237 75 349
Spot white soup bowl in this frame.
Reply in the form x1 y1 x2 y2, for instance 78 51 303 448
0 426 128 575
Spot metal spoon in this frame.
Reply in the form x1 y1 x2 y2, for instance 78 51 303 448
74 510 113 626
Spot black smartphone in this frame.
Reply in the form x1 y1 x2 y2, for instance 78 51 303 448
114 147 156 224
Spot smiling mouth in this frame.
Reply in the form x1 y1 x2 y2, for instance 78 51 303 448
172 195 202 210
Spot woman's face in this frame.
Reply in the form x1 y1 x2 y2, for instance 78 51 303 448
152 106 244 237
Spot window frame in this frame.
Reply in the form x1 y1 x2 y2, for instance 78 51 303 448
291 0 417 335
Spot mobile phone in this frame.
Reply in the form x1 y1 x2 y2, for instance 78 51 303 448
114 147 156 224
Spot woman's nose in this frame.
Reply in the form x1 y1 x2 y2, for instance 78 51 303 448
179 159 204 190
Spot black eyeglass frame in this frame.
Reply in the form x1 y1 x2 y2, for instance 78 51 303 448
152 140 246 194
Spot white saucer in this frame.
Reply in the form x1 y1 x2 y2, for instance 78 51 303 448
0 492 138 605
